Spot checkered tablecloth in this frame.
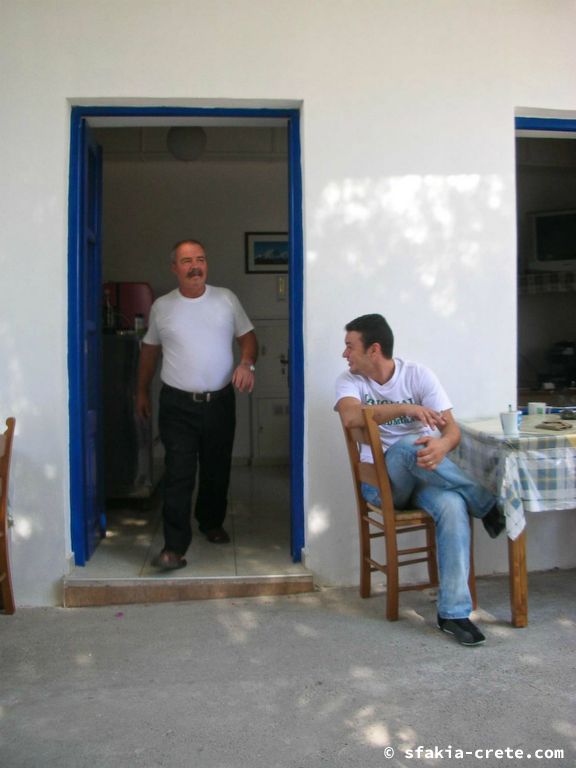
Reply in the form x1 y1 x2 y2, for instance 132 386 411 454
452 417 576 541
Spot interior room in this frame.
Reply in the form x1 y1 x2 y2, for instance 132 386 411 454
68 122 309 590
516 134 576 408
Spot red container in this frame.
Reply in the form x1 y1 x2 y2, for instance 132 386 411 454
117 282 154 330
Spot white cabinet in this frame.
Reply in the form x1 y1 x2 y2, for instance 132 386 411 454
251 319 289 464
254 397 290 462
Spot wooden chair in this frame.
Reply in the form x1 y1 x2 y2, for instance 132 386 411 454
0 417 16 614
341 406 476 621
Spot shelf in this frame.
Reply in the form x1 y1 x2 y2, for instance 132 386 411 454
519 272 576 295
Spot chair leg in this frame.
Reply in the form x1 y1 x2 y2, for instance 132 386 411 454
0 583 16 614
359 520 371 598
425 522 439 587
0 543 15 615
384 534 400 621
468 516 478 611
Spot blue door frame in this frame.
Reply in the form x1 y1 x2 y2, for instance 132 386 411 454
68 105 305 565
515 117 576 133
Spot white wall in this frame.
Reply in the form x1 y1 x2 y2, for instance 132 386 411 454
2 0 576 603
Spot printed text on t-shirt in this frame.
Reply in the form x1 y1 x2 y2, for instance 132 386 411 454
363 396 415 425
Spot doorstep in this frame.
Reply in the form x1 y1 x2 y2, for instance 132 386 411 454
63 573 316 608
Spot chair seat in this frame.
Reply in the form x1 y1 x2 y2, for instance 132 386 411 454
366 503 432 525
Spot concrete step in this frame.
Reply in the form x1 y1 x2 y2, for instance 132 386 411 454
63 573 316 607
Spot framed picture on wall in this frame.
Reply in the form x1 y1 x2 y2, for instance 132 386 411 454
245 232 289 273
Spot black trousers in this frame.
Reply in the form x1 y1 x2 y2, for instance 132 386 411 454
158 383 236 554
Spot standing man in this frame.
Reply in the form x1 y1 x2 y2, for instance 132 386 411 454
335 314 505 646
137 239 257 571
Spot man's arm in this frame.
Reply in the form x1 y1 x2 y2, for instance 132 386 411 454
336 397 365 427
232 330 258 393
136 343 162 419
413 409 461 470
438 409 461 450
336 397 447 431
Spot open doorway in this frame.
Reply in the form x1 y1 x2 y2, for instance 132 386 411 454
515 117 576 410
67 107 305 587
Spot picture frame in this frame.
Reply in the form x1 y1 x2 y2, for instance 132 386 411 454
245 232 289 273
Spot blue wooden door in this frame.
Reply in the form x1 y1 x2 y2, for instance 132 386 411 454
69 117 105 564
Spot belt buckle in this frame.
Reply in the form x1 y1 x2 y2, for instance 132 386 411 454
192 391 210 403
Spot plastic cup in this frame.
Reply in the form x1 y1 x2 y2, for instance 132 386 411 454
500 411 520 436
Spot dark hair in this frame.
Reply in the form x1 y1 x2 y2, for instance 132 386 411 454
170 239 206 263
345 314 394 358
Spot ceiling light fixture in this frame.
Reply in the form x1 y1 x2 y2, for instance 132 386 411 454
166 126 207 161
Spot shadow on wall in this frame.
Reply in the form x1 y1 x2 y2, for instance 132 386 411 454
0 427 65 605
0 320 66 604
309 173 509 321
304 173 513 578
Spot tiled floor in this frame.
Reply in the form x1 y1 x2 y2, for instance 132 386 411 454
69 465 310 581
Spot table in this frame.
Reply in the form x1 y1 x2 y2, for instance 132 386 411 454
453 414 576 627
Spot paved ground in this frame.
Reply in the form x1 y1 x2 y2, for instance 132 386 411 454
1 570 575 768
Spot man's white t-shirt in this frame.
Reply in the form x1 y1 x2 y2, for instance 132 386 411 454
334 358 452 461
144 286 254 392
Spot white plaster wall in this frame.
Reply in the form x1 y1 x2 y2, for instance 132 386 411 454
2 0 576 603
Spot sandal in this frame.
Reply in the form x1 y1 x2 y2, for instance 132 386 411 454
153 549 187 571
201 527 230 544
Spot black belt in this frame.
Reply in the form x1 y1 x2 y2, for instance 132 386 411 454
162 382 232 403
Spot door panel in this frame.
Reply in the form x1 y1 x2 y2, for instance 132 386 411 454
69 117 104 564
83 125 105 558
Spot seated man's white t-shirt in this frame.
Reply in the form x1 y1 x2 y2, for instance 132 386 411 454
334 358 452 462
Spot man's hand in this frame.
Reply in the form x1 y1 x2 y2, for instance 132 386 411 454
136 343 161 421
232 364 255 393
403 404 447 430
414 434 450 471
136 391 151 420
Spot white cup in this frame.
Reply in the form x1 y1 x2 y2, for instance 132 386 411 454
500 411 520 436
528 402 547 415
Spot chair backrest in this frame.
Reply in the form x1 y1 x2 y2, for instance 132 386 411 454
340 406 396 521
1 417 16 521
361 407 397 513
1 417 16 613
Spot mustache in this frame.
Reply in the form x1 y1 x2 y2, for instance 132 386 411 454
186 268 203 278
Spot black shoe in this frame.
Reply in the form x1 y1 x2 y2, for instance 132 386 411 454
482 504 506 539
153 549 187 571
437 615 486 646
200 526 231 544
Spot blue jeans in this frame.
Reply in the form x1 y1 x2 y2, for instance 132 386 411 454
361 434 496 619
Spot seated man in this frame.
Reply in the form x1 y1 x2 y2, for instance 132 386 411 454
335 314 505 646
